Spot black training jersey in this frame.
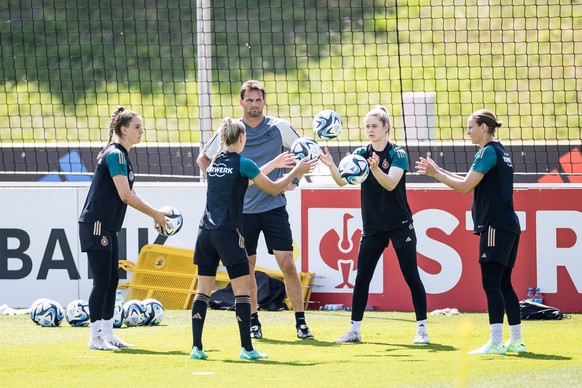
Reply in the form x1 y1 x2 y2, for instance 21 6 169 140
79 143 134 232
470 141 520 235
200 151 260 231
355 143 413 232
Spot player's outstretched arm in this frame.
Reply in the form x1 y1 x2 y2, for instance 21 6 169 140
319 147 347 187
112 175 169 229
253 157 317 195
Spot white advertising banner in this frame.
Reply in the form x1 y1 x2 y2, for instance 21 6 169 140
0 183 301 308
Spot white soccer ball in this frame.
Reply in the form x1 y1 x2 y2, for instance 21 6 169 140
313 109 343 140
30 299 64 327
155 206 184 237
113 302 125 328
123 300 147 327
290 137 322 161
65 299 90 327
143 298 165 326
338 154 370 185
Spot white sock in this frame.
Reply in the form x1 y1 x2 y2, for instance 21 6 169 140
90 320 102 339
349 320 362 333
490 323 503 344
101 318 114 338
509 324 522 341
417 319 427 333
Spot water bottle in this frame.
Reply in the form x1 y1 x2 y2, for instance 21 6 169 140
115 290 124 306
534 287 543 304
526 287 534 301
321 304 344 311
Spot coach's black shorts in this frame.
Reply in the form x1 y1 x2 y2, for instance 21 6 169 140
194 228 249 270
242 206 293 255
478 226 520 268
79 221 117 253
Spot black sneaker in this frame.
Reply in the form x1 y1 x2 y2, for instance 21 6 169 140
250 324 262 339
296 324 314 339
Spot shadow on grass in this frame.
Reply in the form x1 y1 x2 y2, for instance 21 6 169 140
219 359 326 366
505 352 571 361
120 348 188 356
312 311 416 323
256 338 334 348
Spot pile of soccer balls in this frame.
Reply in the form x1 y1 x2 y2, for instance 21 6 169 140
29 297 165 328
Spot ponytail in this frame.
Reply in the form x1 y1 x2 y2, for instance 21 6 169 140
207 117 246 171
97 106 139 159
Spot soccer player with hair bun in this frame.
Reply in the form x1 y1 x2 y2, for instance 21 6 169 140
320 105 430 345
79 106 170 351
190 117 316 360
415 108 525 355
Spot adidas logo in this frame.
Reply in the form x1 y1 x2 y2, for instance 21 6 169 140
192 313 202 320
406 237 412 242
481 253 487 258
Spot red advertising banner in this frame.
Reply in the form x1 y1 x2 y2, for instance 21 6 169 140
302 187 582 313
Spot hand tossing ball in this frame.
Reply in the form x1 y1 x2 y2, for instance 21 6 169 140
155 206 184 236
338 154 370 185
290 136 322 161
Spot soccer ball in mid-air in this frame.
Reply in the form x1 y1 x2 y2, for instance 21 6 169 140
30 299 65 327
290 137 322 161
65 299 90 327
338 154 370 185
313 110 343 140
155 206 183 237
123 300 148 327
143 298 165 326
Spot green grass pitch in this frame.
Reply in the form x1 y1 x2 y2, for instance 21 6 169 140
1 310 581 387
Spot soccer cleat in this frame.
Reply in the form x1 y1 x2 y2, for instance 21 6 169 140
504 339 526 353
190 346 209 360
413 331 430 344
296 324 314 339
250 324 263 339
103 335 134 349
88 337 119 351
240 347 268 360
468 341 506 355
335 330 362 343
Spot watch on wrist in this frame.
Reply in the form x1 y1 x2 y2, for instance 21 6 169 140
292 177 300 186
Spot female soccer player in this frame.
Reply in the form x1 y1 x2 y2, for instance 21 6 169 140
415 109 525 355
79 106 169 351
190 117 316 361
319 105 429 345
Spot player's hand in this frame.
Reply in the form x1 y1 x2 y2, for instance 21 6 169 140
153 210 171 233
367 152 380 171
294 156 318 175
415 156 438 177
272 151 297 169
318 147 335 168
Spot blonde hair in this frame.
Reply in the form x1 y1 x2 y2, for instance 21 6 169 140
98 106 140 159
365 105 393 137
471 109 502 135
208 117 246 170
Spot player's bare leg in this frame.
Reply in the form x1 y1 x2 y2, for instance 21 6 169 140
274 250 314 339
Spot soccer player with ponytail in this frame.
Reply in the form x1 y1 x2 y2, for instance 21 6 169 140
190 117 316 360
79 106 169 351
416 109 525 355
